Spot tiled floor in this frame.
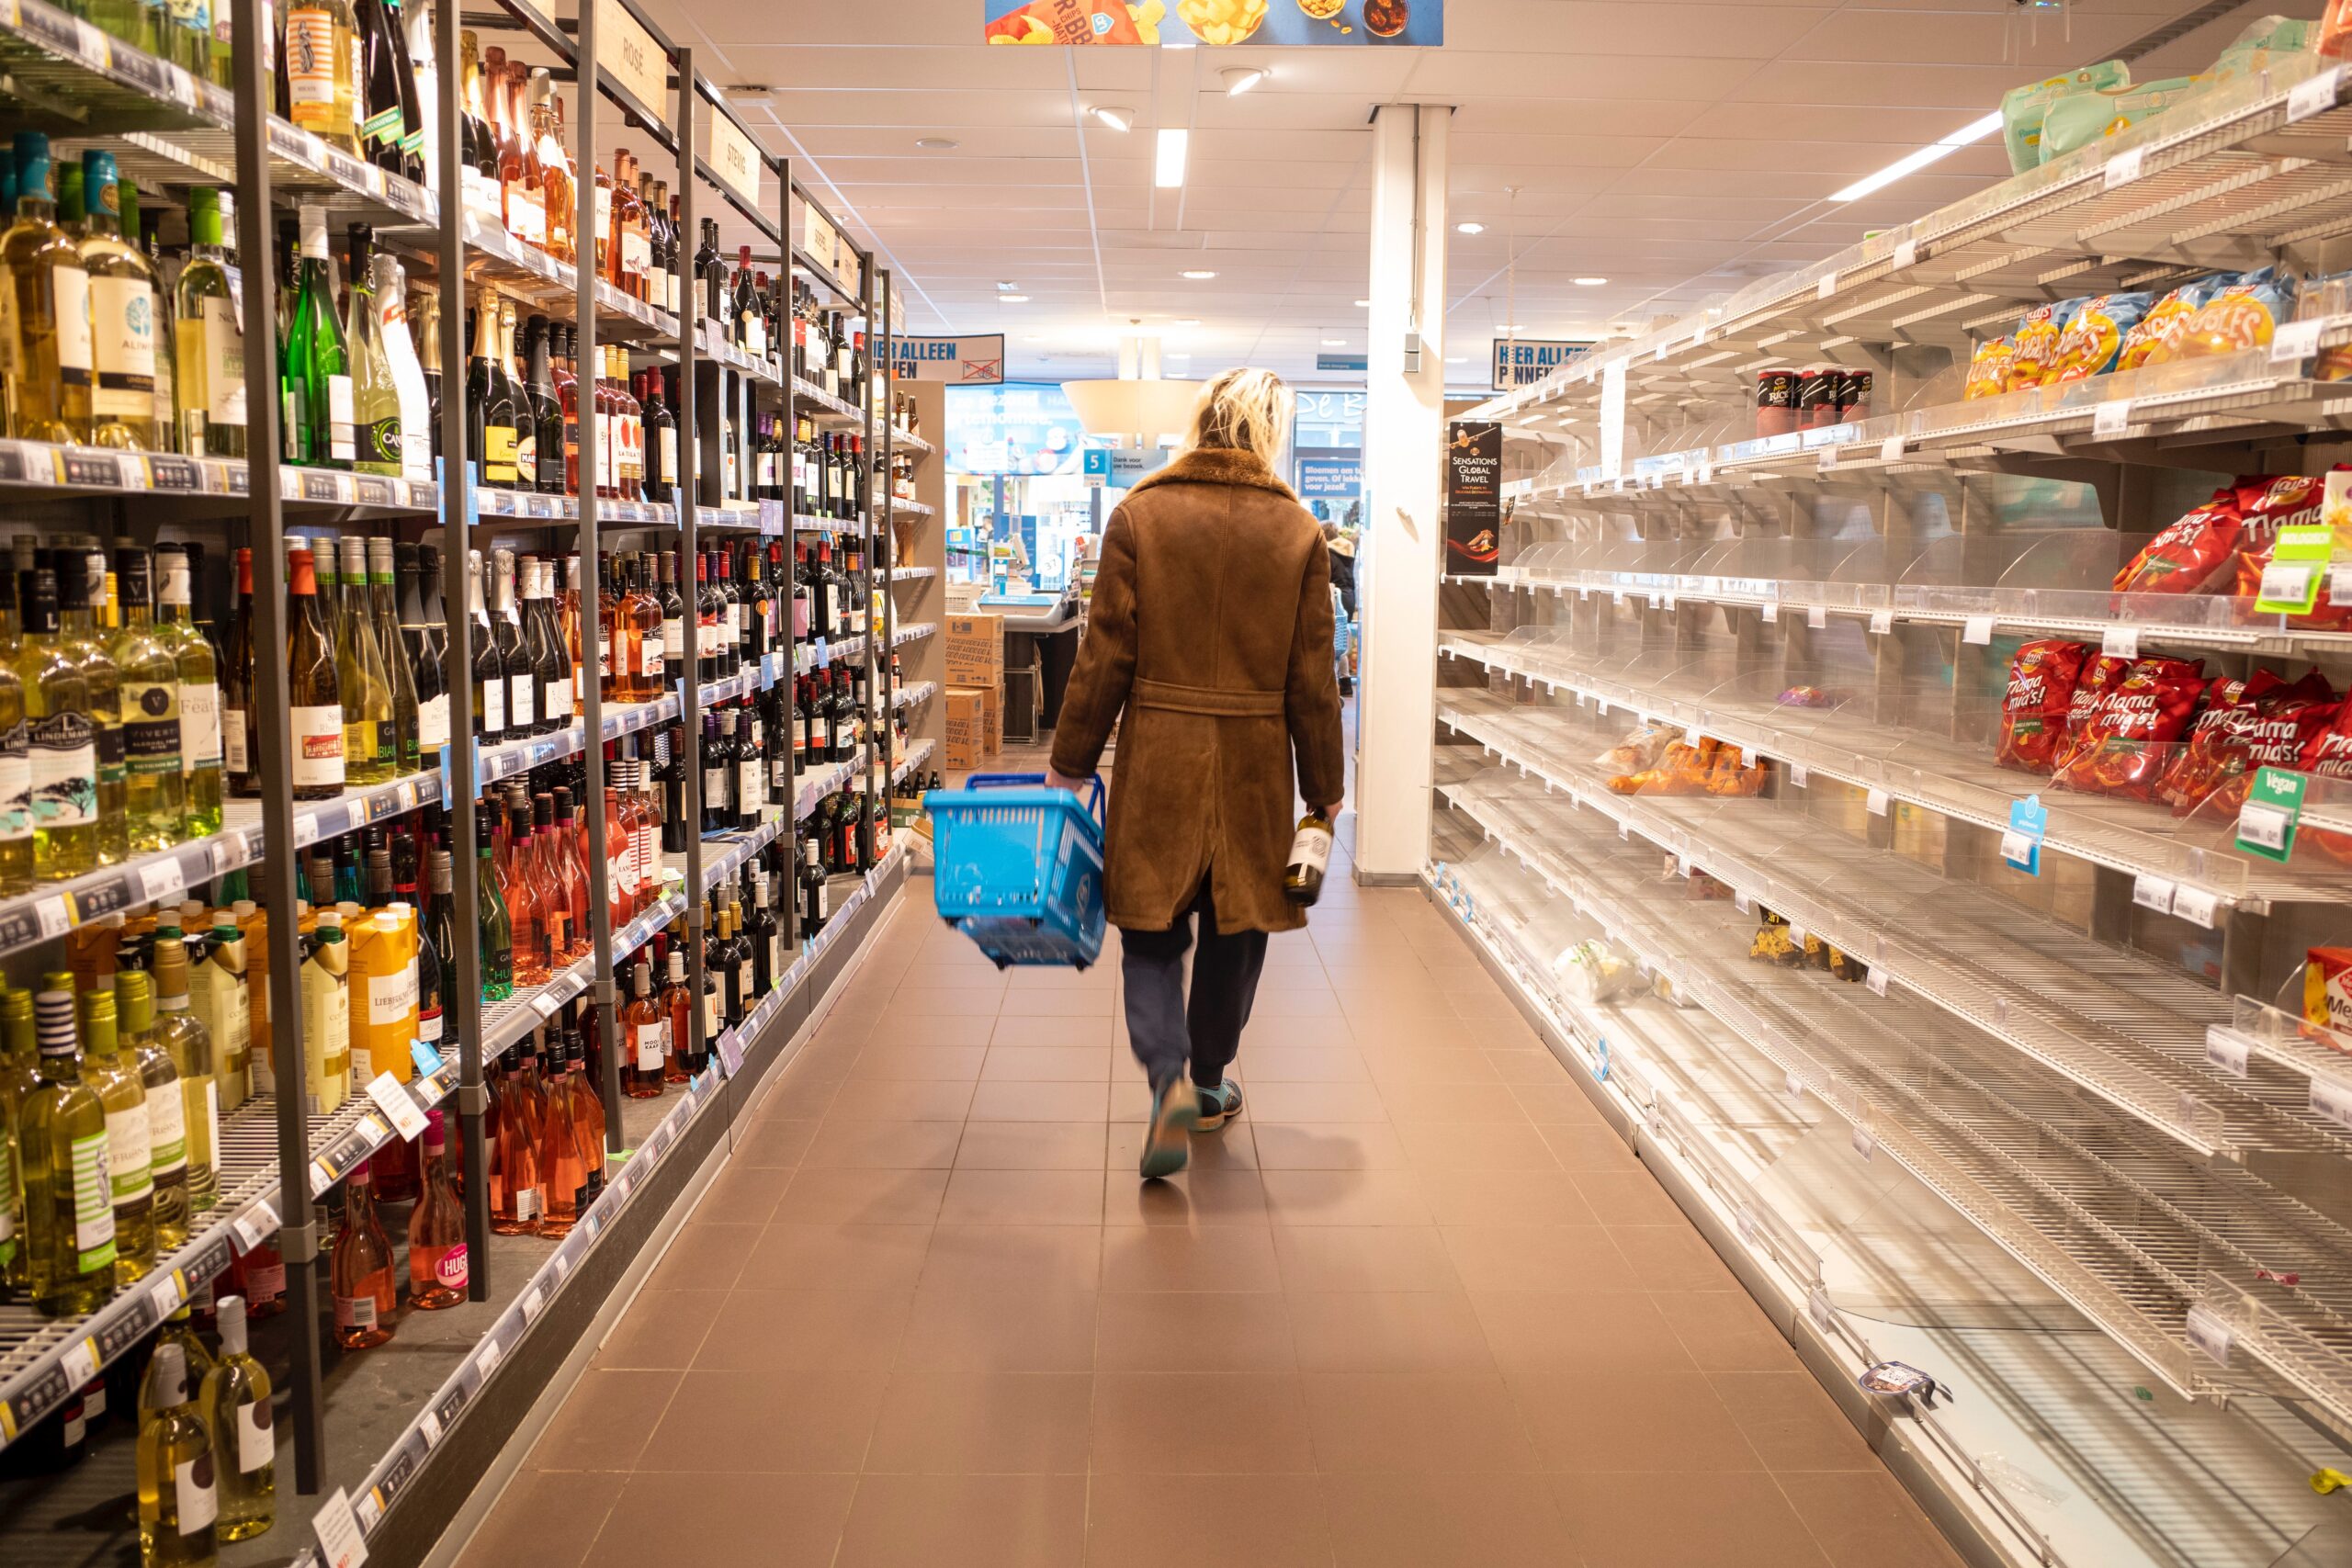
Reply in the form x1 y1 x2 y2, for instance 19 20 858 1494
458 828 1966 1567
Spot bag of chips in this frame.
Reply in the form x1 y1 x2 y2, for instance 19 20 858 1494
2300 705 2352 864
1995 638 2094 774
1964 337 2016 400
2113 490 2245 594
1704 746 1770 797
1594 719 1674 775
2153 671 2279 816
2171 267 2300 361
2229 468 2352 624
2054 655 2211 799
2117 279 2211 371
2000 61 2133 173
2052 653 2133 774
2051 292 2154 380
2007 302 2076 390
2200 675 2340 818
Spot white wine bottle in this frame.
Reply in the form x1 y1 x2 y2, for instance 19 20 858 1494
200 1294 275 1541
136 1342 219 1567
1283 808 1333 907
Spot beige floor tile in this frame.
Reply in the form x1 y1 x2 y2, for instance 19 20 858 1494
1440 1225 1638 1294
1654 1287 1798 1373
1271 1225 1461 1293
1243 1045 1371 1082
1470 1291 1698 1377
1243 1080 1391 1122
645 1221 760 1292
755 1074 842 1122
833 1473 1088 1568
583 1472 854 1568
1610 1223 1743 1291
1261 1168 1432 1226
1535 1122 1641 1169
889 981 1009 1014
732 1115 823 1167
774 1167 953 1227
640 1368 889 1472
1569 1168 1691 1225
1383 1080 1532 1122
1338 990 1456 1023
1319 1472 1579 1568
1091 1373 1317 1472
919 1224 1103 1293
1285 1291 1495 1373
737 1223 936 1293
1084 1472 1334 1568
898 1289 1100 1372
691 1159 796 1225
1359 1046 1503 1086
1241 1016 1357 1052
1250 1122 1410 1170
457 1471 617 1568
826 1077 979 1122
862 1371 1095 1473
693 1290 913 1372
1417 1168 1597 1227
982 1044 1111 1082
525 1368 678 1472
803 1118 967 1169
592 1288 728 1371
1100 1224 1283 1292
998 988 1117 1017
1006 964 1115 992
991 1014 1117 1049
1394 1121 1561 1172
1711 1371 1880 1470
1303 1371 1542 1472
955 1121 1106 1169
1097 1289 1296 1373
1778 1471 1969 1568
872 1010 999 1048
968 1078 1114 1122
1554 1470 1831 1568
848 1044 988 1082
1482 1048 1564 1085
1345 1014 1481 1051
1251 987 1346 1019
1509 1370 1764 1472
1102 1168 1269 1226
1108 1078 1157 1122
941 1168 1106 1225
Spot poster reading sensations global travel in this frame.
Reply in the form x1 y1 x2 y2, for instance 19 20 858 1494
983 0 1442 48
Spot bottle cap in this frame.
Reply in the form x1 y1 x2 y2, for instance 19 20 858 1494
145 1343 189 1409
300 203 329 261
217 1294 249 1357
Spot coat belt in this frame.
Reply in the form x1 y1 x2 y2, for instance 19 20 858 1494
1132 677 1283 717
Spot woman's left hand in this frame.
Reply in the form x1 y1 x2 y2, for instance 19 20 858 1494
1046 769 1089 795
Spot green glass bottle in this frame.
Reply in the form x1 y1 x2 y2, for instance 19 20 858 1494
118 969 190 1249
21 568 97 880
60 549 127 867
74 152 160 452
477 811 512 1000
154 547 222 838
172 189 244 459
0 132 95 443
110 547 187 852
136 1342 220 1568
282 205 353 468
84 0 160 57
368 536 417 774
21 987 115 1314
153 1301 218 1393
334 536 393 784
201 1294 274 1540
344 224 401 475
80 984 156 1284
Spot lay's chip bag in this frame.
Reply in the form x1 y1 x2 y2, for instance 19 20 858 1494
2171 266 2299 362
2007 299 2083 391
1963 337 2016 400
2118 278 2211 371
2052 292 2154 381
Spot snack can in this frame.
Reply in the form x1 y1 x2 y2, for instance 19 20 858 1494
1796 367 1840 429
1838 369 1872 418
1756 368 1799 437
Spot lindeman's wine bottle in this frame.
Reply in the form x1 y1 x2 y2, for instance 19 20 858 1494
1283 809 1333 907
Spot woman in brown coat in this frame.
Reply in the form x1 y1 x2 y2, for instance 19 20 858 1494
1047 368 1347 1179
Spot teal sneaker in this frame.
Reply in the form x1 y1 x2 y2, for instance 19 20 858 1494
1139 1078 1199 1179
1193 1079 1243 1131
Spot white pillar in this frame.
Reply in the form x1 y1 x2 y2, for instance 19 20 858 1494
1353 102 1449 883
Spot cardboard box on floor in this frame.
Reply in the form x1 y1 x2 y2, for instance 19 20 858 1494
944 613 1005 686
947 682 1001 763
944 687 987 770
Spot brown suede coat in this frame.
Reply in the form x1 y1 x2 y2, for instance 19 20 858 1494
1050 446 1347 935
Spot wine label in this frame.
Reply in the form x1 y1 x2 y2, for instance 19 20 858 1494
546 675 572 723
290 704 344 787
236 1396 273 1472
326 373 355 461
510 675 535 730
432 1244 469 1290
29 711 97 826
244 1259 286 1298
514 1187 539 1222
69 1128 116 1269
174 1453 218 1532
148 1077 187 1177
105 1102 153 1204
285 6 337 110
221 707 248 774
178 681 221 771
1289 823 1333 875
0 720 28 842
200 296 245 423
662 616 684 661
89 276 157 421
480 679 504 736
368 966 418 1025
333 1292 378 1328
124 679 182 777
418 693 449 751
52 265 92 380
635 1022 663 1070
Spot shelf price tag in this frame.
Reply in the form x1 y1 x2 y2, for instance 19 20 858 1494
1850 1122 1876 1161
2256 524 2331 615
1866 788 1890 817
2091 399 2132 440
717 1026 746 1077
2101 145 2146 190
1816 272 1837 301
2132 874 2176 915
2184 1304 2233 1367
1807 1286 1835 1333
2000 795 2047 874
1865 966 1890 998
2288 64 2343 122
311 1487 372 1568
1817 446 1839 475
1962 615 1995 646
1878 434 1905 465
2172 886 2221 928
2308 1072 2352 1133
365 1074 429 1143
2100 624 2140 660
1893 236 1919 272
2235 766 2306 863
2202 1026 2252 1078
2269 315 2326 366
1869 609 1894 636
1806 605 1826 629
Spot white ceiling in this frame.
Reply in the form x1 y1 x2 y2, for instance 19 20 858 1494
629 0 2305 386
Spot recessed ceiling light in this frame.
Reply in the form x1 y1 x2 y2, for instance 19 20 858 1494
1444 356 1467 364
1220 66 1268 96
1088 105 1134 132
1169 318 1201 325
914 137 958 150
1181 269 1217 280
1353 299 1371 308
998 295 1029 303
1573 276 1607 287
1829 110 2002 202
1498 323 1523 331
1155 128 1190 188
1456 221 1485 235
1322 338 1346 346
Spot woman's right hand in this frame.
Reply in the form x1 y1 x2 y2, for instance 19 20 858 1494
1046 768 1090 795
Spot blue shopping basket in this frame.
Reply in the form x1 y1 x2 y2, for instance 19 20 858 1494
925 773 1108 969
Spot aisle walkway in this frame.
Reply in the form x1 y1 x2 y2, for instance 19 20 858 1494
458 856 1964 1568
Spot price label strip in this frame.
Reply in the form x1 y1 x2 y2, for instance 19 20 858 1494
2235 766 2306 863
2255 524 2332 616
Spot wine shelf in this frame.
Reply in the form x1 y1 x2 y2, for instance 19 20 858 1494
894 680 939 711
888 565 938 584
885 496 935 517
791 376 865 427
891 738 937 790
893 620 937 648
889 426 933 456
474 695 682 790
0 441 443 511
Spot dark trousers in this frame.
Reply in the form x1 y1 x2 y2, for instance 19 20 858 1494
1121 880 1268 1092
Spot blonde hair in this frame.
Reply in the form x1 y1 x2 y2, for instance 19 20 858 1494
1186 367 1293 473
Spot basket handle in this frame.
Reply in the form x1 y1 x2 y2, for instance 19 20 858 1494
962 771 1105 819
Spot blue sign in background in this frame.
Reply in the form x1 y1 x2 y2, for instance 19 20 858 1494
945 381 1087 478
1298 456 1363 499
981 0 1442 46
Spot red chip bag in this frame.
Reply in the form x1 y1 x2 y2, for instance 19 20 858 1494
2055 656 2210 799
2188 671 2338 819
1995 638 2092 774
2114 490 2244 595
2301 705 2352 864
2052 654 2132 774
2154 671 2279 816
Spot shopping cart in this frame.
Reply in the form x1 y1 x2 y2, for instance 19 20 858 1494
924 773 1108 968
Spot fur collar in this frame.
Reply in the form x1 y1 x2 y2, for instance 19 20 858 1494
1126 445 1297 502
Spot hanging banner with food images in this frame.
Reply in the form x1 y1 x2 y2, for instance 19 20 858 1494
1443 421 1501 576
982 0 1441 46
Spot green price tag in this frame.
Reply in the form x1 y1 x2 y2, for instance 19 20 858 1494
2255 524 2333 615
2236 765 2307 863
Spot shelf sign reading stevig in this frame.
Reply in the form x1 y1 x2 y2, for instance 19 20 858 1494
892 334 1005 385
982 0 1442 47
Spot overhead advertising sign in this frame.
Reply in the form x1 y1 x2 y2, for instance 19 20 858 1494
892 333 1006 385
703 103 763 212
1491 338 1592 390
945 381 1087 478
1297 455 1363 499
1442 421 1500 576
982 0 1441 47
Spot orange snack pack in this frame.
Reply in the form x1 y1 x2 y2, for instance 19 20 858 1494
2052 292 2153 381
1995 638 2092 774
2054 656 2210 800
2117 280 2209 371
2007 302 2072 391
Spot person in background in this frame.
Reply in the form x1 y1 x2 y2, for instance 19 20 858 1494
1048 367 1346 1179
1324 519 1358 621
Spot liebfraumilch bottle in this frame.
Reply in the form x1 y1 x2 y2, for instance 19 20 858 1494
200 1293 276 1540
61 549 128 866
19 569 96 880
115 969 189 1250
151 927 218 1213
173 188 244 459
134 1342 219 1568
21 986 114 1314
78 984 155 1284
